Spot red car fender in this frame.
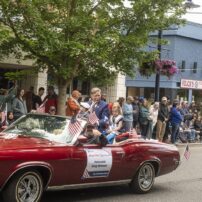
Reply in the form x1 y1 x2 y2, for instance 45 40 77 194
135 157 161 177
2 161 53 190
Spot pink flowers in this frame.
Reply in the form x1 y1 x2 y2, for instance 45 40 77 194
139 59 178 78
155 59 178 77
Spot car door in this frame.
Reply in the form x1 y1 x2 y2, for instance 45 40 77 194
110 142 142 180
61 144 125 184
75 143 126 183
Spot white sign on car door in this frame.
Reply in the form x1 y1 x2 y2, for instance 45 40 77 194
82 148 112 179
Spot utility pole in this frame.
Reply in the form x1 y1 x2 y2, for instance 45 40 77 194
154 30 162 102
154 0 199 102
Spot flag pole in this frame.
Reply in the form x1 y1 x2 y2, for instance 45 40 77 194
182 143 190 161
5 103 7 124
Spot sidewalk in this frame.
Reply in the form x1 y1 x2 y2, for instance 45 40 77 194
176 142 202 147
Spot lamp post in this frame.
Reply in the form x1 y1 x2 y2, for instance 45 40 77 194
154 30 162 102
154 0 200 102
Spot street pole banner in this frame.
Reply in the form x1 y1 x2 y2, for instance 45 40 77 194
181 79 202 90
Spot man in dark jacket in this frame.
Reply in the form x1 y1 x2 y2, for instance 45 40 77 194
156 97 169 142
170 100 183 144
132 96 139 130
88 87 110 133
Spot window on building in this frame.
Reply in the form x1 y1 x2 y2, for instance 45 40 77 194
0 69 17 89
70 78 91 95
72 79 78 90
81 81 91 95
193 62 197 74
176 82 181 87
180 60 185 72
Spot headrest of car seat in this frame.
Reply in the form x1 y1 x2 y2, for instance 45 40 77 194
116 132 129 142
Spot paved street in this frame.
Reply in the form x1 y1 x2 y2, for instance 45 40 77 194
41 145 202 202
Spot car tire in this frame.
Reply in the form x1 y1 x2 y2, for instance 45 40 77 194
3 170 43 202
130 162 155 194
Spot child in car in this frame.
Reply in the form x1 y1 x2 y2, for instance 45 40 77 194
106 106 123 144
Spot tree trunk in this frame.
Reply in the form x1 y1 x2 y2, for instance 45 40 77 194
57 78 71 116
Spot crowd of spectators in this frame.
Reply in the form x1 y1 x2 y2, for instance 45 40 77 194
64 88 202 145
1 83 202 145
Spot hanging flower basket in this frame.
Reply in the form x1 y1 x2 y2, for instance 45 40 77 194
139 61 155 77
139 59 178 78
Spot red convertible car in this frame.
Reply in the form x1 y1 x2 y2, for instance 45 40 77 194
0 113 180 202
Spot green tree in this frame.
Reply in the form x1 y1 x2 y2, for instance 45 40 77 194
0 0 185 115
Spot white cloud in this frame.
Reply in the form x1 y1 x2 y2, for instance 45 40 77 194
184 0 202 24
124 0 202 24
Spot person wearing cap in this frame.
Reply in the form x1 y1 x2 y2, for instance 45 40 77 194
156 96 169 142
122 96 134 132
66 90 81 116
170 100 183 144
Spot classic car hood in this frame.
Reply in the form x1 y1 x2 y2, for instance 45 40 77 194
0 133 64 150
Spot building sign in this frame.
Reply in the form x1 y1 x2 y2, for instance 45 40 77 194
181 79 202 90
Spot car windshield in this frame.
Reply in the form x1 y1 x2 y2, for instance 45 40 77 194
3 114 86 144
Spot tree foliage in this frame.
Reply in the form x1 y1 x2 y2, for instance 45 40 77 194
0 0 185 114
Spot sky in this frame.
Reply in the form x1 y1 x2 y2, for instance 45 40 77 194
184 0 202 24
124 0 202 24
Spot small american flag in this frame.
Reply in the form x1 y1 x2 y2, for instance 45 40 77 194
88 111 99 125
36 102 45 113
68 120 82 136
184 144 190 160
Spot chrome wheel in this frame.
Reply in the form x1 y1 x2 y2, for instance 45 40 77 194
16 171 43 202
138 164 154 190
130 162 155 194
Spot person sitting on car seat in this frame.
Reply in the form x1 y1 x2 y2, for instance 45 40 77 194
82 124 108 146
106 106 123 144
88 87 110 133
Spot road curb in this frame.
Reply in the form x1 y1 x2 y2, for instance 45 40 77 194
176 143 202 148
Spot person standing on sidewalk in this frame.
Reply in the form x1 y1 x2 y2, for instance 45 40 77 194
139 98 150 139
132 96 140 130
122 96 134 132
43 86 57 114
170 100 183 144
12 88 27 120
156 97 169 142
